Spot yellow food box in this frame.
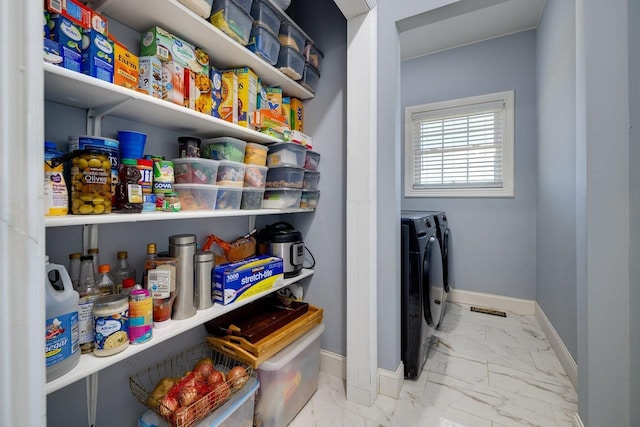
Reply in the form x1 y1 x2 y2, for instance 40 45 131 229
194 72 213 116
282 97 291 127
113 41 138 91
220 71 238 124
226 67 258 128
290 97 304 132
265 87 283 114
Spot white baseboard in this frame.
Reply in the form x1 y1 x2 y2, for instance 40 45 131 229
377 362 404 399
535 302 578 390
320 350 404 399
449 289 536 315
573 412 585 427
320 349 346 379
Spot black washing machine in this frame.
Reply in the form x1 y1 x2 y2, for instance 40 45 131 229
400 212 445 379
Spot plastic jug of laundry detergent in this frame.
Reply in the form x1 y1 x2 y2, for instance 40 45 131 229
45 256 80 382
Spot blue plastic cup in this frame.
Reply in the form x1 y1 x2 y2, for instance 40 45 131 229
118 130 147 159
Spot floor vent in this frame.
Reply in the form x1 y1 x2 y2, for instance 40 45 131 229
470 306 507 317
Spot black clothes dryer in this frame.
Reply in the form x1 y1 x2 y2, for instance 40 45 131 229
400 212 445 379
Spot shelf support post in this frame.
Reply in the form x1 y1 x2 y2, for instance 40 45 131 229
83 224 99 254
248 215 256 233
85 373 99 427
86 98 133 136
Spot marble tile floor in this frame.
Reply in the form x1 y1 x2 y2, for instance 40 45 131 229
289 302 577 426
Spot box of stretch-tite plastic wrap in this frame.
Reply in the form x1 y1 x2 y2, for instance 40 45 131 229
214 256 284 305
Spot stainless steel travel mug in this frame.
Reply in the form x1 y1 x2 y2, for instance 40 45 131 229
194 251 215 310
168 234 197 320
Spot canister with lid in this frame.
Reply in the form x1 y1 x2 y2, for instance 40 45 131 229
93 294 129 357
195 251 215 310
169 234 197 320
70 149 112 215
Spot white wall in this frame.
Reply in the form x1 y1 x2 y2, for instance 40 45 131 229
535 0 577 360
401 30 538 301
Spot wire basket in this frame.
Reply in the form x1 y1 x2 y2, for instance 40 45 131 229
130 343 255 427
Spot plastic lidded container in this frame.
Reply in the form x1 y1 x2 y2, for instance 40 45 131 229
172 157 220 184
209 0 255 45
177 0 214 18
93 294 129 357
174 183 219 210
275 45 305 80
234 0 253 13
278 22 305 53
201 137 247 162
70 149 112 215
241 188 265 209
300 190 320 209
302 170 320 190
304 150 320 170
216 160 247 187
303 43 324 72
243 164 268 188
215 186 243 210
266 166 305 189
267 142 307 168
246 23 281 65
262 188 302 209
298 63 320 94
250 0 281 36
244 142 269 166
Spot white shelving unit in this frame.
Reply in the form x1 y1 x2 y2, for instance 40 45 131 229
45 268 314 394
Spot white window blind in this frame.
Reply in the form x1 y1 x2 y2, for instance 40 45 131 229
405 91 514 197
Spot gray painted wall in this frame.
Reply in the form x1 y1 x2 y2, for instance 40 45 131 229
629 0 639 425
401 30 539 301
535 0 577 360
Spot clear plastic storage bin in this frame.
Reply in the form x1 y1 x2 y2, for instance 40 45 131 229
266 166 305 189
241 188 265 209
216 186 243 210
247 24 280 65
303 43 324 72
234 0 253 13
243 164 268 188
209 0 254 45
302 170 320 190
278 22 305 53
254 324 325 427
173 157 219 184
262 188 302 209
300 190 320 209
304 150 320 170
275 46 305 80
244 142 269 166
250 0 281 36
174 183 219 210
216 160 247 187
267 142 307 168
201 137 247 162
298 63 320 94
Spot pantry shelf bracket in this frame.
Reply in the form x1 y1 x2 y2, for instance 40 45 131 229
248 215 256 233
85 372 99 427
83 224 99 255
86 98 133 136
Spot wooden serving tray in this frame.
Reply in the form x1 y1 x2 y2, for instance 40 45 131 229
206 305 323 369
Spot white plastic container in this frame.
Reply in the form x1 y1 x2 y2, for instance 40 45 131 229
45 256 81 382
254 324 325 427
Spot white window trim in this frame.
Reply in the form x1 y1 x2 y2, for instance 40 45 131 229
404 90 515 198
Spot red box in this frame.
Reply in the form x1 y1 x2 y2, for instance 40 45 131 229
45 0 91 28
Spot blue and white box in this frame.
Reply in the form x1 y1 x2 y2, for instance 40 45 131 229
50 15 82 72
214 256 284 305
82 29 114 82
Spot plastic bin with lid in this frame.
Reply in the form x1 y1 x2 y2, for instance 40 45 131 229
174 183 219 210
246 23 280 65
304 150 320 171
138 376 259 427
216 160 246 187
241 187 265 209
216 186 243 209
254 324 325 427
298 63 320 94
262 188 301 209
278 21 305 53
300 190 320 209
243 164 268 188
303 43 324 72
250 0 280 36
275 45 305 80
244 142 269 166
302 170 320 190
267 142 307 168
266 166 304 189
173 157 219 184
201 137 247 162
209 0 254 45
234 0 253 13
178 0 214 18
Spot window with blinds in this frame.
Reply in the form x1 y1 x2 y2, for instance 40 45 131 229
404 91 514 197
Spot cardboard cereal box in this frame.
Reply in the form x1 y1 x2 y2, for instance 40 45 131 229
290 97 304 132
140 26 209 76
265 87 283 114
50 15 82 72
226 67 258 128
45 0 91 28
220 71 238 124
138 56 162 98
210 67 222 118
161 61 185 106
282 96 291 127
194 73 212 115
113 41 138 90
81 29 114 83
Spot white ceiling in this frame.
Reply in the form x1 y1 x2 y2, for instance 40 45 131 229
398 0 546 61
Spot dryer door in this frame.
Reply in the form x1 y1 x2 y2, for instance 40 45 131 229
422 235 444 327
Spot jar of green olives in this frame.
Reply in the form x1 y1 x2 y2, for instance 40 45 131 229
70 150 112 214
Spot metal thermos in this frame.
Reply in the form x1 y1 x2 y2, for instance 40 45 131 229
169 234 197 320
195 251 215 310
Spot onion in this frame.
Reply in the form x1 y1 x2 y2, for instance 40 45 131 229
226 366 249 391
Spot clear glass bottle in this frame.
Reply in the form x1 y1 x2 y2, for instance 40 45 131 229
77 255 101 354
87 248 100 280
112 251 137 289
120 277 137 296
141 243 157 288
96 264 115 295
68 252 81 290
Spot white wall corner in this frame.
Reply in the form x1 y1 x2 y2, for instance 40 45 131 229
535 303 578 390
377 362 404 399
573 412 585 427
449 289 536 315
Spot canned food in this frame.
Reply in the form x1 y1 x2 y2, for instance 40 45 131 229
129 288 152 344
93 294 129 357
70 149 112 214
